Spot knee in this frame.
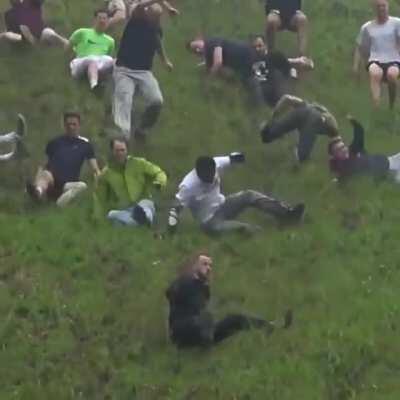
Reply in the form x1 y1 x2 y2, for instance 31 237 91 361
368 65 383 81
74 182 88 193
241 189 260 202
293 12 308 28
387 67 399 83
41 28 55 41
260 124 273 143
266 13 281 31
148 93 164 108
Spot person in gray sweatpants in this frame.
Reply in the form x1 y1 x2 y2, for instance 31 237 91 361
112 0 174 140
260 95 340 162
0 114 27 162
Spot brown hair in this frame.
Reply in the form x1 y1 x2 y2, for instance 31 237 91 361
63 111 81 123
178 250 210 276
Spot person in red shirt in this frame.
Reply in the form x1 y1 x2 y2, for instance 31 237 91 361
0 0 68 47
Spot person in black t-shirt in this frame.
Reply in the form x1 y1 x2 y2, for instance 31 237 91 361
112 0 174 141
166 252 293 348
26 112 101 207
265 0 308 56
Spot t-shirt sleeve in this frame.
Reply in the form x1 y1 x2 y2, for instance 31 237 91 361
214 156 231 172
69 29 84 46
356 24 370 53
85 142 95 160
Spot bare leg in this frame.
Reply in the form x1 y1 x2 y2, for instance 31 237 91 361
87 61 99 89
0 31 23 43
26 169 54 201
291 12 308 56
386 65 399 109
368 63 384 108
40 28 68 47
56 182 87 207
265 12 282 52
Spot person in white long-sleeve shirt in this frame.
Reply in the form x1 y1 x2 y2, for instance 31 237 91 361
168 152 305 234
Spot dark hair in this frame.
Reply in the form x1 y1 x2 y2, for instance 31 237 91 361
94 8 109 17
63 111 81 123
195 156 216 181
249 34 265 43
110 136 129 150
328 137 343 156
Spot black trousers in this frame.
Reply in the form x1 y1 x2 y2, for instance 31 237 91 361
261 105 327 161
170 311 273 348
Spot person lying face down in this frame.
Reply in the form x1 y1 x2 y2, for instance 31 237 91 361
166 252 293 348
260 95 339 162
167 152 305 235
329 116 400 182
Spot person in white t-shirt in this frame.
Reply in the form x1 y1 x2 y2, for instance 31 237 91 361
353 0 400 108
167 153 305 234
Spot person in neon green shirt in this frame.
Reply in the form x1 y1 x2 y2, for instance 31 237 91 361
67 9 115 89
93 137 167 226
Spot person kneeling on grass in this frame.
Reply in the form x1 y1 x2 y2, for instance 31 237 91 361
260 95 340 162
93 137 167 226
0 0 68 47
329 116 400 183
0 114 28 162
66 9 115 90
166 252 293 348
167 152 305 235
26 112 100 207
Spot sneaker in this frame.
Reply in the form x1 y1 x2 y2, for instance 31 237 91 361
26 181 41 202
16 114 27 138
299 56 314 70
286 203 305 222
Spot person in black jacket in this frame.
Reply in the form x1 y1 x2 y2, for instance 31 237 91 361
265 0 308 56
328 117 400 182
166 253 293 348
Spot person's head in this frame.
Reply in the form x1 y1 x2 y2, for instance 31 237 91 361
63 112 81 136
373 0 389 22
93 9 110 32
328 137 349 160
144 3 163 23
251 35 267 56
187 37 205 55
110 137 129 165
195 156 216 184
180 252 213 281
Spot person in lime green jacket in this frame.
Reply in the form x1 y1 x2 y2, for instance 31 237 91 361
94 137 167 226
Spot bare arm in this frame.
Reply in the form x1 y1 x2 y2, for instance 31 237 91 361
89 158 101 179
19 25 36 45
353 46 362 75
162 1 180 16
272 94 305 119
210 46 223 74
109 9 126 26
157 38 173 70
128 0 165 18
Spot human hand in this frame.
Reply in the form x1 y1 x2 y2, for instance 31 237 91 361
167 6 180 17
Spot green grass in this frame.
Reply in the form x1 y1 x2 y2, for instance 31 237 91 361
1 0 400 398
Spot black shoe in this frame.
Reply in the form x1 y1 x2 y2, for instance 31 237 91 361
132 205 149 226
16 114 27 138
286 203 305 222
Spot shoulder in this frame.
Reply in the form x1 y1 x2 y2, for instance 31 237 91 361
180 170 198 187
389 16 400 25
360 20 373 31
77 135 91 144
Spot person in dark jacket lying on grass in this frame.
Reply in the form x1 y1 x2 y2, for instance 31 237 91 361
329 116 400 182
260 95 339 162
166 252 293 348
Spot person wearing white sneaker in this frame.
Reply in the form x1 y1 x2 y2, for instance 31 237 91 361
0 114 27 162
66 9 115 90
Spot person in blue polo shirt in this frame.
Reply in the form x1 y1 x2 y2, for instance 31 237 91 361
26 112 101 207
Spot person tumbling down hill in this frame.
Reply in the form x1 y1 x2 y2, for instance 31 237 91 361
106 0 179 27
187 35 313 107
167 152 305 235
0 114 27 162
166 252 293 348
260 95 339 162
26 112 101 208
112 0 175 141
0 0 68 47
329 116 400 183
66 9 115 90
93 137 167 226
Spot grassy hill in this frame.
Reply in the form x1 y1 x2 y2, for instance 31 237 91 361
1 0 400 398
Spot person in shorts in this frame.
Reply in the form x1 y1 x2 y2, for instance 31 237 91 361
26 112 101 208
67 9 115 90
353 0 400 108
265 0 308 56
0 0 68 47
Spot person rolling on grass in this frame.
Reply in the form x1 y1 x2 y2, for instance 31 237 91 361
166 252 293 348
353 0 400 109
260 95 339 162
329 116 400 183
106 0 179 27
0 0 68 47
93 137 167 226
264 0 308 56
26 112 101 208
167 153 305 235
112 0 175 141
0 114 28 162
66 9 115 90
